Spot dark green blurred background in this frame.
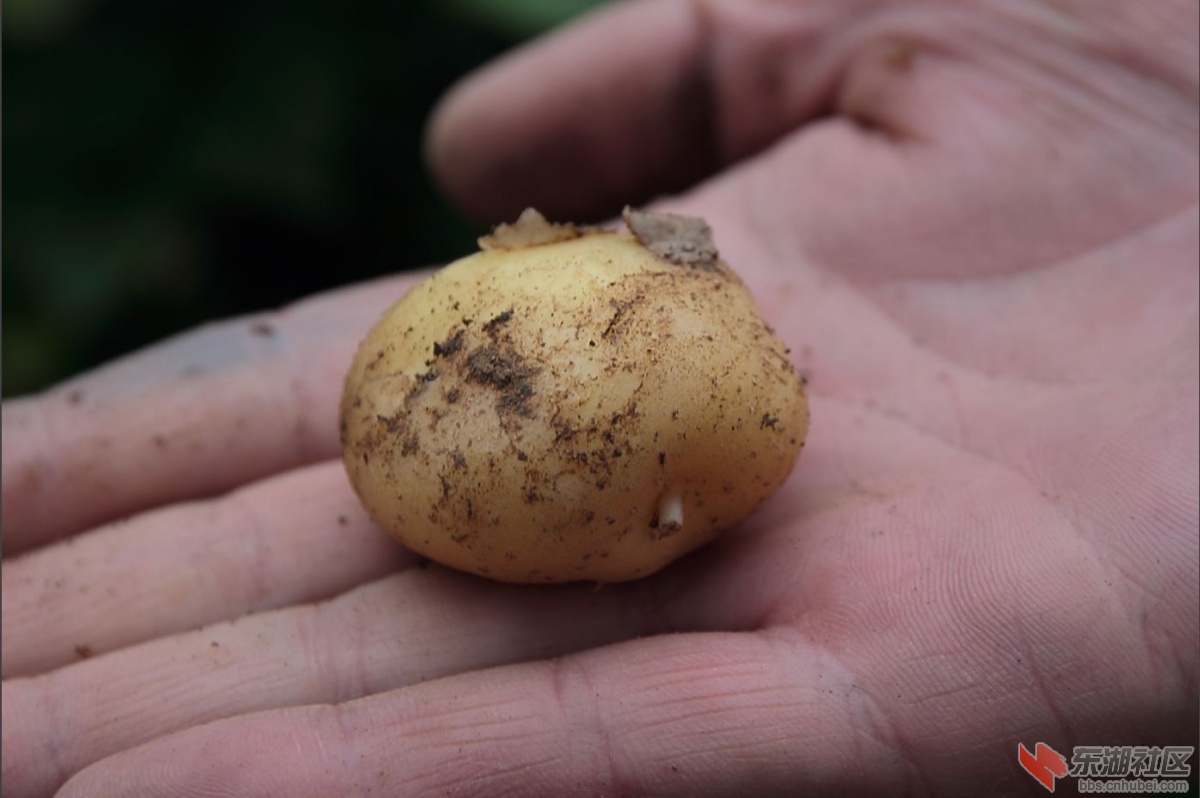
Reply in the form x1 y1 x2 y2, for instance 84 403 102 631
3 0 609 397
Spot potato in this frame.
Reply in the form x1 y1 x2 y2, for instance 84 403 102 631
340 208 808 583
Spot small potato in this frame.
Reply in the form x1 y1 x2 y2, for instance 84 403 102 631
340 208 808 583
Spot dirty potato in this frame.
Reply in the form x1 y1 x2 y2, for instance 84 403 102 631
340 208 808 583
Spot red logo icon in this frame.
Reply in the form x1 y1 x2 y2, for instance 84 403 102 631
1018 742 1068 792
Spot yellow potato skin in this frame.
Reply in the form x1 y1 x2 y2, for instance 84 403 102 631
340 226 807 583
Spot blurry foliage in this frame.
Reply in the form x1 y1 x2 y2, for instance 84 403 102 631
2 0 609 397
445 0 608 38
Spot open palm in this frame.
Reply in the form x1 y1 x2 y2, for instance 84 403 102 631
3 1 1196 796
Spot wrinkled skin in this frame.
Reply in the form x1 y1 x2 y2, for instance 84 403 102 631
2 1 1196 796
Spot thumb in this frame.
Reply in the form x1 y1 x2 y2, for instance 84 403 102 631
424 0 852 222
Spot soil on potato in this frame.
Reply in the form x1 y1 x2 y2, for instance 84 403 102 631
623 207 718 271
463 343 537 418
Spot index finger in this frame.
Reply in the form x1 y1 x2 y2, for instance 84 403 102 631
1 273 419 557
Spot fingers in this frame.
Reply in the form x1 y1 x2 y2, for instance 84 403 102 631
4 556 752 798
431 0 1199 289
55 631 904 798
1 274 417 556
425 0 856 222
1 460 414 679
427 0 715 222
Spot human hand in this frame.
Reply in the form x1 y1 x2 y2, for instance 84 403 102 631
3 1 1196 795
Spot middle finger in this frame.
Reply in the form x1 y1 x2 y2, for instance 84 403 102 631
2 556 716 798
1 460 412 679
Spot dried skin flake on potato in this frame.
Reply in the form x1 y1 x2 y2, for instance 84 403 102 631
340 208 808 583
